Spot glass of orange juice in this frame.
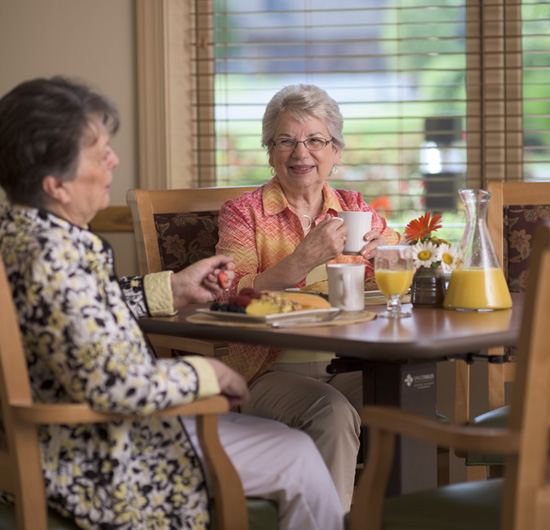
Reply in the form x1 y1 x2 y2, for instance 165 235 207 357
374 245 414 318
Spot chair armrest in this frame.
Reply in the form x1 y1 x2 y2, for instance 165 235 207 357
350 405 520 530
147 333 230 357
10 395 249 530
361 405 519 455
11 395 230 424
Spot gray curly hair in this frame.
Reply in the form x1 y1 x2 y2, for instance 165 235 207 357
261 84 345 154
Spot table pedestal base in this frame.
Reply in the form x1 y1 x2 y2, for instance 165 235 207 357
362 361 437 496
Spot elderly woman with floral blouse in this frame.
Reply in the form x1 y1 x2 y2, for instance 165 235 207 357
0 77 345 530
217 84 402 510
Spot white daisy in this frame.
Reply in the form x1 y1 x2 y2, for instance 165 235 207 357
412 241 439 269
437 243 459 272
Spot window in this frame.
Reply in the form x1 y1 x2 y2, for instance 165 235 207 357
135 1 550 244
188 0 549 242
523 1 550 182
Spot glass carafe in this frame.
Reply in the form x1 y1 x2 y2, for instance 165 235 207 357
443 189 512 311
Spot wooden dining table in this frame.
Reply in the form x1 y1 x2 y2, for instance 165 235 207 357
139 292 523 497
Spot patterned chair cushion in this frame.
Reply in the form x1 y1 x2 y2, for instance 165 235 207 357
502 203 550 362
503 204 550 293
154 211 220 273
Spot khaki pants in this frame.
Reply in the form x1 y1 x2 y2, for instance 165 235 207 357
241 361 362 511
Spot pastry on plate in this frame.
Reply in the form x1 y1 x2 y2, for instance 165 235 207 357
210 288 330 315
364 276 379 291
301 279 329 293
246 290 330 316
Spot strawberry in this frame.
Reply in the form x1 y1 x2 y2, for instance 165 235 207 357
217 271 228 289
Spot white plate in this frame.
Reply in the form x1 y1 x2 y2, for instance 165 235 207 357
196 307 340 325
285 287 329 299
286 287 384 299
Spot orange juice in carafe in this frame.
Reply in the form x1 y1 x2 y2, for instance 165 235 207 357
443 268 512 310
443 189 512 311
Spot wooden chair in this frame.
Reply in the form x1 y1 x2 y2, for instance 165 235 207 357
126 186 256 358
350 219 550 530
0 254 277 530
453 181 550 481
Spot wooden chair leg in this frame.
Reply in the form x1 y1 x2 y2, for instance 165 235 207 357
197 415 248 530
351 463 364 506
466 465 487 481
437 449 450 486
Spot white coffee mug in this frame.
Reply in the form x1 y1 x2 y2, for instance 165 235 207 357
337 211 373 255
327 263 366 312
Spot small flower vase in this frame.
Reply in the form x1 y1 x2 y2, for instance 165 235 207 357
411 266 446 308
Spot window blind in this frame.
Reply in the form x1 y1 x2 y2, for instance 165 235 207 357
191 0 550 243
522 1 550 182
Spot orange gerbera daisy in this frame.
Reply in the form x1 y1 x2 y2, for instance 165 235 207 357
404 212 443 243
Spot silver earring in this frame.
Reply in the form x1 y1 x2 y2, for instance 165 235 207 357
332 165 339 176
270 166 276 177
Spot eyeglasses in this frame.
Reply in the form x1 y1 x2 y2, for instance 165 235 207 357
272 137 334 152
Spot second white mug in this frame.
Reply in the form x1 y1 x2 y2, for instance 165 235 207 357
327 263 366 312
338 211 373 255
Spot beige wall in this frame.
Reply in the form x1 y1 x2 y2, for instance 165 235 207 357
0 0 138 276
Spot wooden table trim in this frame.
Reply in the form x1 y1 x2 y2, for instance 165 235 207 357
139 294 522 363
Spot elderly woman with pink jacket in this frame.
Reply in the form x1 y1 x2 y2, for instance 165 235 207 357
217 84 401 510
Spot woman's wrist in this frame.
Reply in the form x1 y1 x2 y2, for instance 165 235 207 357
254 255 309 291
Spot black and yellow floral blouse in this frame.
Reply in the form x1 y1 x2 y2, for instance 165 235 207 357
0 204 212 529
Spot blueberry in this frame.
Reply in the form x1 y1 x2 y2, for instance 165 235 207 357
228 304 238 313
219 303 229 312
210 301 221 311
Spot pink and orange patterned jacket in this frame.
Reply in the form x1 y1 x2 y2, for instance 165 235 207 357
216 176 401 383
